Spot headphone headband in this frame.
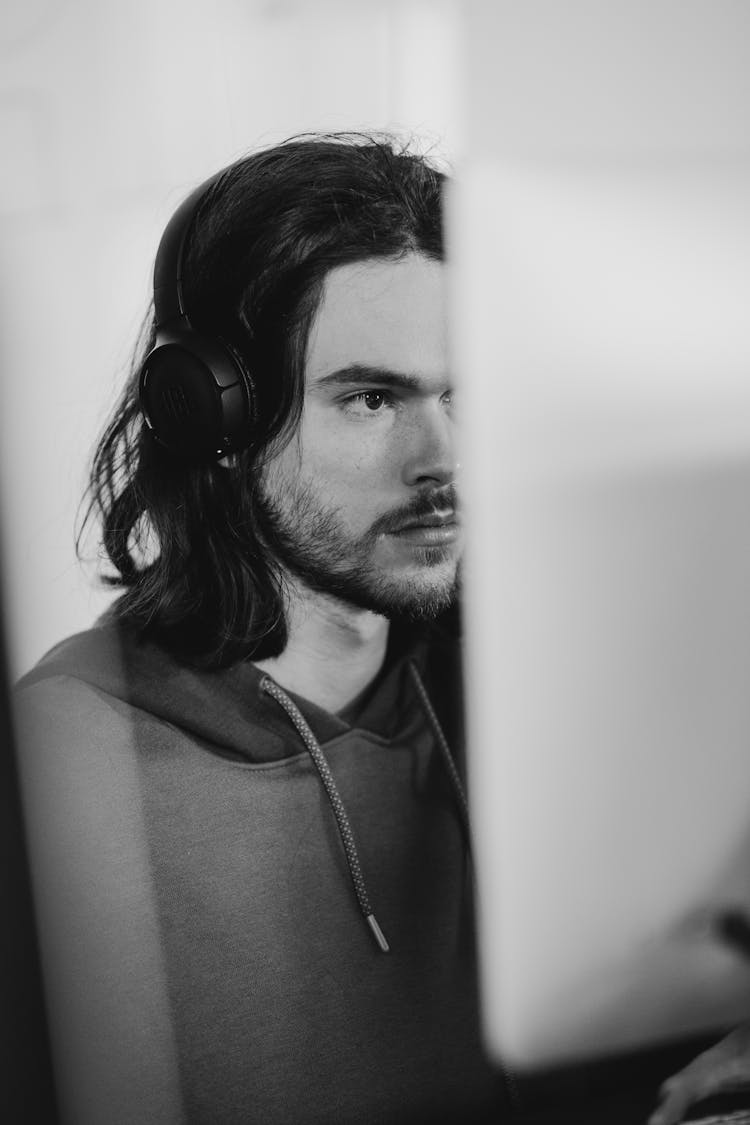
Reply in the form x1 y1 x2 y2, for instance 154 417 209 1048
152 171 224 328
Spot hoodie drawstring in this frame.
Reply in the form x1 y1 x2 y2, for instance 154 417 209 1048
261 675 390 952
261 669 524 1113
260 663 469 955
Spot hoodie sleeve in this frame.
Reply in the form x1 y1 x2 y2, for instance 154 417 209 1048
13 675 186 1125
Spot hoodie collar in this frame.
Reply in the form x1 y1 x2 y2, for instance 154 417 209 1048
19 615 436 763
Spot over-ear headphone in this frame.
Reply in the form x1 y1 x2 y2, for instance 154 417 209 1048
138 170 257 460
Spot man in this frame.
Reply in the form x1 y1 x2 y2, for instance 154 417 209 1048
16 134 510 1124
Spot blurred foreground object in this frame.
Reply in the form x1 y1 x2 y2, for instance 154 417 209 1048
456 0 750 1074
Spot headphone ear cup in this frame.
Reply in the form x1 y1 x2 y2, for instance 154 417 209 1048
139 328 256 459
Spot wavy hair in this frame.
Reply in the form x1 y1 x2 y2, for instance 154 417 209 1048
78 133 446 669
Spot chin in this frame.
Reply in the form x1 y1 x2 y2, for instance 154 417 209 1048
281 547 459 622
366 566 459 621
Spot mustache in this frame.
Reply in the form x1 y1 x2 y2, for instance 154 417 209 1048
370 486 459 537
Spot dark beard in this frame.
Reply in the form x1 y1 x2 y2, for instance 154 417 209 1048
256 481 459 621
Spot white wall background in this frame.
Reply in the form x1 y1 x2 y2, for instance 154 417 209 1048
0 0 461 675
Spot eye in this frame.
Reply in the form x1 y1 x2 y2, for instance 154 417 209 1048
341 390 395 416
360 391 388 411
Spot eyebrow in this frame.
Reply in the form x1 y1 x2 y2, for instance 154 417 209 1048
313 364 423 391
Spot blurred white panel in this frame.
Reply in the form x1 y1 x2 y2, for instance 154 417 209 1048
456 161 750 474
454 0 750 1068
456 156 750 1067
463 0 750 159
0 0 61 50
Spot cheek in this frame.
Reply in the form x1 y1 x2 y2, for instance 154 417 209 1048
306 451 381 506
259 448 297 498
269 407 401 498
306 426 398 483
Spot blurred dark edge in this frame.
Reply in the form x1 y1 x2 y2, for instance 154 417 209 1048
0 549 59 1121
504 1031 737 1123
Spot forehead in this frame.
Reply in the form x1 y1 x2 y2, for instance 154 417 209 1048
305 254 448 384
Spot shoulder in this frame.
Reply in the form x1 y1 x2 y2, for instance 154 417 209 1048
14 677 142 787
16 620 132 711
15 613 202 726
14 620 165 763
13 616 291 765
18 617 146 698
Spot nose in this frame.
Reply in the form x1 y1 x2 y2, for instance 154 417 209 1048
400 400 457 488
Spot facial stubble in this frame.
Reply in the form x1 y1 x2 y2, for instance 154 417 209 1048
257 475 459 621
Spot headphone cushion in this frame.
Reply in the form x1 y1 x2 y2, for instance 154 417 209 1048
139 329 255 459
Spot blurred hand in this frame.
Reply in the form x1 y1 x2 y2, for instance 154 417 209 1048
648 1024 750 1125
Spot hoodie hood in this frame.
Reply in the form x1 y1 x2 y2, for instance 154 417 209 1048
18 610 461 766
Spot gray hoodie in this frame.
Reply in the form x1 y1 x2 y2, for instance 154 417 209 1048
15 614 508 1124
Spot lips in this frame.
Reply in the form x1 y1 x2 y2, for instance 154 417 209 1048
391 511 459 534
390 520 460 548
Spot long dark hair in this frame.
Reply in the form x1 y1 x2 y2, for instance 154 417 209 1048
78 133 446 669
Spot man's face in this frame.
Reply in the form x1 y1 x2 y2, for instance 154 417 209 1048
259 253 460 620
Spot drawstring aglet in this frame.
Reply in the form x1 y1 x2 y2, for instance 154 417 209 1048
367 914 390 953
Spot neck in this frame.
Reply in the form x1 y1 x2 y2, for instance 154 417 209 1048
253 580 390 714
